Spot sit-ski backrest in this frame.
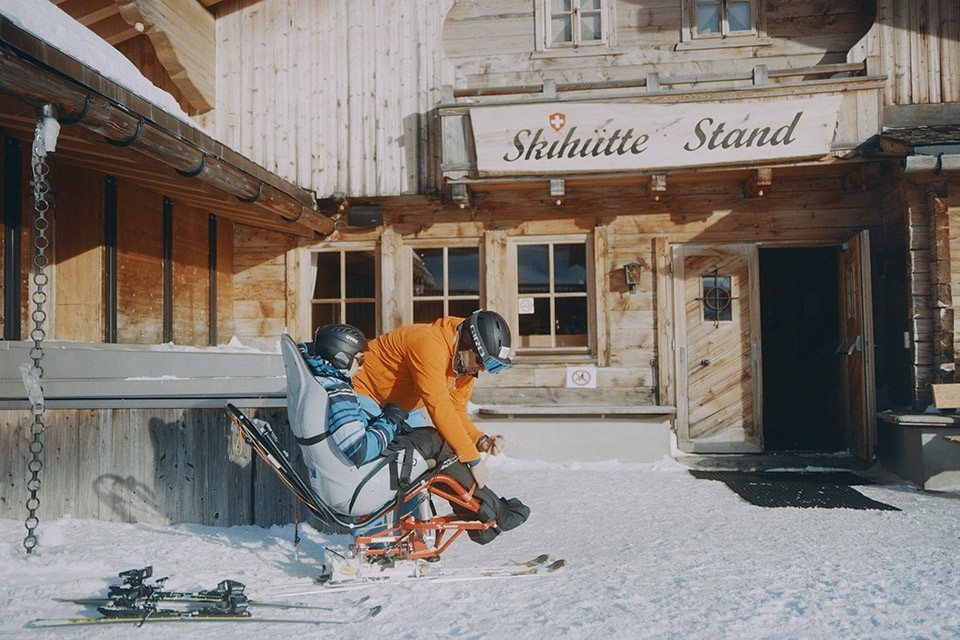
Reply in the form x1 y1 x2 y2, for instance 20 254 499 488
279 333 397 516
279 333 329 445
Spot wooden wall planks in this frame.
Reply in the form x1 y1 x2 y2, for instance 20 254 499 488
0 406 308 528
209 0 457 198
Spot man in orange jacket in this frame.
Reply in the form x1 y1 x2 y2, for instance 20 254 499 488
353 310 529 543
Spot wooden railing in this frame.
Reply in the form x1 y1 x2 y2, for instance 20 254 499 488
451 62 869 100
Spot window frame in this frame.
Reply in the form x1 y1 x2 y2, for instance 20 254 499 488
508 234 595 359
700 273 735 325
679 0 766 47
534 0 618 55
408 241 483 325
304 242 380 340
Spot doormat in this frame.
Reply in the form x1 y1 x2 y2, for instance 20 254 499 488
689 470 900 511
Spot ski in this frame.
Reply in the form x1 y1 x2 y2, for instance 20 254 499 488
407 558 565 583
56 593 373 612
28 605 382 628
273 554 564 596
512 553 551 568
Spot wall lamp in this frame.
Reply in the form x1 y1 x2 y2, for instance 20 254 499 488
451 183 471 209
623 262 643 294
550 178 565 205
648 174 667 201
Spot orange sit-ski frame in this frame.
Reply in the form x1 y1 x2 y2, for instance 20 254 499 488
226 403 494 563
356 472 497 560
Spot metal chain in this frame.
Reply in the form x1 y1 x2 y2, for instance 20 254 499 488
23 106 55 554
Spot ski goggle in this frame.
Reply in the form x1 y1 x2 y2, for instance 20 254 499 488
480 354 511 374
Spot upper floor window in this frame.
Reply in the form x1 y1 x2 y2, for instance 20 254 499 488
536 0 615 53
681 0 764 44
412 246 481 323
310 248 377 339
513 238 590 353
696 0 750 36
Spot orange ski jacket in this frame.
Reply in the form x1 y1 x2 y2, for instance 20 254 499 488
353 317 486 463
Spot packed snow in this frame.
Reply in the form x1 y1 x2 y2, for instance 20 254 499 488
4 455 960 639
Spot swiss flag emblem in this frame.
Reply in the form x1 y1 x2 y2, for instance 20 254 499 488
549 113 566 131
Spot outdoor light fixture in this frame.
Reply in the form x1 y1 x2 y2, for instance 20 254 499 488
623 262 643 294
451 183 471 209
649 174 667 201
550 178 565 205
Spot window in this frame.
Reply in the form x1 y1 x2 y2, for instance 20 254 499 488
681 0 764 44
310 249 377 339
514 239 590 352
551 0 603 46
412 246 481 323
695 0 750 36
536 0 614 52
701 274 733 324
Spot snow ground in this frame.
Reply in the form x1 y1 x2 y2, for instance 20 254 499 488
3 456 960 640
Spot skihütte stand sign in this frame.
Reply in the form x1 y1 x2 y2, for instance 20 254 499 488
227 330 561 588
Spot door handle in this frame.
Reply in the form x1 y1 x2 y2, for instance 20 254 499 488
846 335 862 355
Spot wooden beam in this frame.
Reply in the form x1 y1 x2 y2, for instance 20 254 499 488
0 108 315 237
0 42 331 235
842 163 880 192
116 0 215 111
53 0 120 28
86 12 140 45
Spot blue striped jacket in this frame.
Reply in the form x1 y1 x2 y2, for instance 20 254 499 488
301 345 398 467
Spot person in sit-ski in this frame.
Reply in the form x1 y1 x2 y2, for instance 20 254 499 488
351 310 530 544
305 322 529 544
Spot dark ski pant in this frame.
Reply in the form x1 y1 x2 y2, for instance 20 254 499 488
391 428 530 544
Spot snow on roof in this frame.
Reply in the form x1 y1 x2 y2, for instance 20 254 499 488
0 0 197 127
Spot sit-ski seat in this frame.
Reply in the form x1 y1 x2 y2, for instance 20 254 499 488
280 332 428 516
261 332 496 563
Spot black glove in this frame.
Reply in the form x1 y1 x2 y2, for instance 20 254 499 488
380 403 409 430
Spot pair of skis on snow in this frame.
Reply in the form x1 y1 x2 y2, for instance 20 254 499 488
29 555 564 628
29 565 381 628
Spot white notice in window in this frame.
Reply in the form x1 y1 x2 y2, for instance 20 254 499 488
518 297 535 315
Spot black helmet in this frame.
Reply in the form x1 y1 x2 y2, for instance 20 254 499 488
458 310 512 374
313 324 367 370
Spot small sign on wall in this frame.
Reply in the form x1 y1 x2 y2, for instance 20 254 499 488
566 365 597 389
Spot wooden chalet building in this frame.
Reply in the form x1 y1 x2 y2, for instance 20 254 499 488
1 0 959 529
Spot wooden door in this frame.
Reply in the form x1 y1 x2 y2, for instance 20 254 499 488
838 230 876 460
673 244 762 453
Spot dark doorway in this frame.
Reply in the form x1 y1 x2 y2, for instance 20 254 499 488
759 247 844 452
